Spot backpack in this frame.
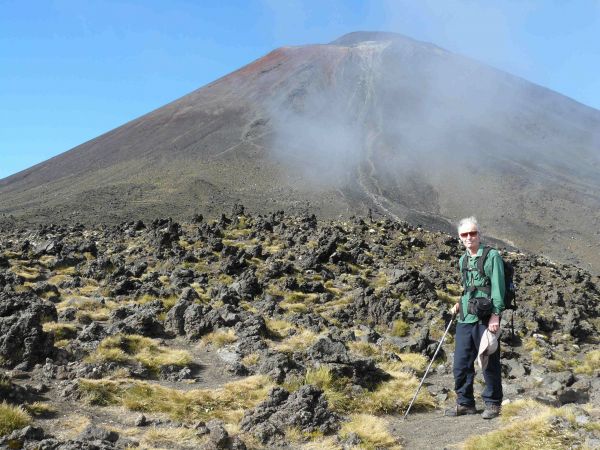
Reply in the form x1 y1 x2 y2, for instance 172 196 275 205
460 246 516 311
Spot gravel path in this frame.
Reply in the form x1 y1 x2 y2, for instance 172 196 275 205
389 408 500 449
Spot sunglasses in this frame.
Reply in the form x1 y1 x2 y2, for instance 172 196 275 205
460 231 479 238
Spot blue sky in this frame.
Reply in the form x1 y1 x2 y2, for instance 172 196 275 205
2 0 599 179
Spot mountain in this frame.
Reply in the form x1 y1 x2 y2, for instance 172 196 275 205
2 31 599 271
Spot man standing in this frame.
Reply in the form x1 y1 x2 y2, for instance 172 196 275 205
446 216 505 419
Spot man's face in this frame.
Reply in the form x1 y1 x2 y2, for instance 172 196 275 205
459 223 480 253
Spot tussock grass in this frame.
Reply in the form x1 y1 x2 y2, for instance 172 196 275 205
135 294 159 305
38 255 57 267
279 292 319 313
11 265 40 281
242 353 260 367
265 318 296 338
379 353 428 376
340 413 401 449
200 329 237 348
361 372 435 415
323 279 346 296
302 365 423 416
86 334 192 374
390 319 410 337
52 414 91 440
78 375 273 424
370 271 390 290
0 401 31 436
82 251 96 261
47 274 70 286
13 284 31 293
142 426 206 448
349 341 380 359
285 427 327 446
23 402 57 417
273 329 319 354
298 437 340 450
314 296 354 320
574 349 600 375
461 400 581 450
43 322 77 340
223 228 253 240
57 296 115 321
54 265 77 275
222 238 254 251
280 302 309 314
216 273 234 285
446 283 463 297
304 367 351 413
436 289 459 305
263 242 284 254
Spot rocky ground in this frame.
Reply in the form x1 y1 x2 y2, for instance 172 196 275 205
0 206 598 449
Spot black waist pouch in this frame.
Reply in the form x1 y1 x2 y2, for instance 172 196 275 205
467 297 493 319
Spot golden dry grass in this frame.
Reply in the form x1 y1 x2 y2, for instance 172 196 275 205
200 329 238 348
11 265 40 281
348 341 381 359
42 322 78 341
303 367 351 413
340 414 402 449
273 329 319 354
360 372 436 415
142 426 206 448
0 401 31 436
298 436 341 450
574 349 600 375
461 400 583 450
436 289 460 306
23 402 57 417
56 296 116 321
241 353 260 367
378 353 429 376
50 414 91 440
389 319 410 337
265 318 296 338
86 334 192 374
78 375 273 424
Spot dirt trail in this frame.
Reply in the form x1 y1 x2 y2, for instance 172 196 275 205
389 408 500 449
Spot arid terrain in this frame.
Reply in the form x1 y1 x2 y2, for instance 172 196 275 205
0 208 598 449
1 32 600 272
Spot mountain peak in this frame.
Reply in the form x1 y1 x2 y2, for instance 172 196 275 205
330 31 422 46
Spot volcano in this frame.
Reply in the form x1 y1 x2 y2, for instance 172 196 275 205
2 31 600 270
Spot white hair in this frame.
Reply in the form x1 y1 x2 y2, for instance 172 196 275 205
457 216 480 233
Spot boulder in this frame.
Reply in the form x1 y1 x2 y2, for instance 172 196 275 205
240 385 339 445
0 292 57 369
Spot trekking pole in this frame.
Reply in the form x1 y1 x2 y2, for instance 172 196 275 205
403 313 455 420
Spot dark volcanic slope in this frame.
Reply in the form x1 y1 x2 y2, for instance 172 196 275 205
2 31 600 271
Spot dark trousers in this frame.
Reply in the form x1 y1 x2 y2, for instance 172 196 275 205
453 321 502 406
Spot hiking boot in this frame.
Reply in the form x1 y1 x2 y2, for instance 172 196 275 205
444 404 477 417
482 403 501 419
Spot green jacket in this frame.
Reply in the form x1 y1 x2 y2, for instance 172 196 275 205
458 246 506 323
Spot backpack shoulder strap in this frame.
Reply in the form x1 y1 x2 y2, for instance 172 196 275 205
478 246 492 279
460 253 469 288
